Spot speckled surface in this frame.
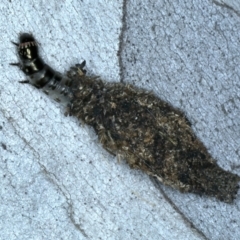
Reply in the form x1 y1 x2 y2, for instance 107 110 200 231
0 0 240 239
121 0 240 239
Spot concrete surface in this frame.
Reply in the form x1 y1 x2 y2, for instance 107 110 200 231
0 0 240 239
213 0 240 15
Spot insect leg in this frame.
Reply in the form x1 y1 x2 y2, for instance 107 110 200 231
64 103 73 117
10 61 28 83
19 80 30 84
10 62 21 67
11 41 19 46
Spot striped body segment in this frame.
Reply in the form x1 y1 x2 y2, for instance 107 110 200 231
11 33 85 106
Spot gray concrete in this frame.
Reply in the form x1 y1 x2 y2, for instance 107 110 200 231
0 0 240 239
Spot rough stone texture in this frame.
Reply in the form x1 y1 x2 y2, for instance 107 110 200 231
121 0 240 239
213 0 240 15
0 0 240 239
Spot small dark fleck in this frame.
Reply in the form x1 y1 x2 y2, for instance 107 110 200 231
1 143 7 150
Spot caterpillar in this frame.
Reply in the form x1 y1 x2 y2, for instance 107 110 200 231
12 33 240 203
11 33 86 107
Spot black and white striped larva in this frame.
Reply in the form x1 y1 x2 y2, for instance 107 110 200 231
12 33 240 203
11 33 86 107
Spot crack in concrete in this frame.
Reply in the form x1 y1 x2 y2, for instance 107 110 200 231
118 2 209 239
150 177 208 240
118 0 128 83
213 0 240 16
1 112 89 239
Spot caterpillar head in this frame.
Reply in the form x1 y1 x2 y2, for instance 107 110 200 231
17 33 39 61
